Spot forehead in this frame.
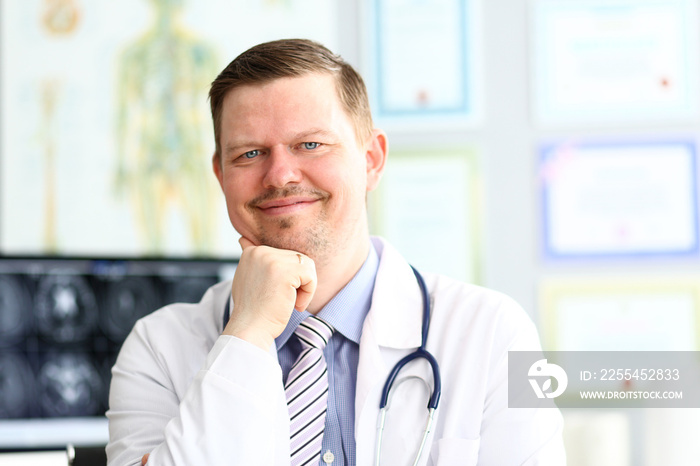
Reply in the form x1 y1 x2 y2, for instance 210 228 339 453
220 73 352 140
223 74 339 119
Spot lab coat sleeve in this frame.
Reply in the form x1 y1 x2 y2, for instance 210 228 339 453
477 296 566 465
106 318 290 466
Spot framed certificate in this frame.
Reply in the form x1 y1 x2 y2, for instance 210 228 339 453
531 0 699 127
539 277 700 351
540 140 698 259
369 147 481 283
363 0 483 128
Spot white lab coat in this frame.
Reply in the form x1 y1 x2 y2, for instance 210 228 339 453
107 237 565 465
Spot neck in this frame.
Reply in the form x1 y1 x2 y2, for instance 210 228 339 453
306 236 371 314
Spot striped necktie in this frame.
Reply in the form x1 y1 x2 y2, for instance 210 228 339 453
285 315 334 465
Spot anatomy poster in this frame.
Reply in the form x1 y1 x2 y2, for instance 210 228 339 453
0 0 337 257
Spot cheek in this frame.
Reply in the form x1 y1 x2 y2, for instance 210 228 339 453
328 166 369 212
317 159 366 196
221 175 252 218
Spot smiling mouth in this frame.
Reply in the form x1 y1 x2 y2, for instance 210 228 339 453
248 187 330 216
253 197 322 216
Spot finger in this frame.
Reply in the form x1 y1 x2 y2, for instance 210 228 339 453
141 453 150 465
294 258 317 312
294 285 315 312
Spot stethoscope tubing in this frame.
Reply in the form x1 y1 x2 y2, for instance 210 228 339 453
380 266 441 410
375 266 441 466
379 347 441 410
222 264 442 464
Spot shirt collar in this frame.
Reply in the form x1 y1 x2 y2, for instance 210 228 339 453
276 243 380 349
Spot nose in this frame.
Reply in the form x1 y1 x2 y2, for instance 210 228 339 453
262 145 303 189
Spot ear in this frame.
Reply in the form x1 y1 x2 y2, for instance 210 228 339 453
212 152 225 191
365 129 388 192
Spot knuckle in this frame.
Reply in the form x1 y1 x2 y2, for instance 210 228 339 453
267 258 285 275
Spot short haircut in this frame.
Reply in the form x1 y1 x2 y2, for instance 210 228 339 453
209 39 373 160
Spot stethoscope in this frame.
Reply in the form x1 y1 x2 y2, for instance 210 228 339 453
375 266 441 466
222 266 442 466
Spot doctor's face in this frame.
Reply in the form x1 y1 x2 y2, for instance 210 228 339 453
213 73 386 265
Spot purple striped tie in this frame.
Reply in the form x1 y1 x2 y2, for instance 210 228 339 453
285 315 334 465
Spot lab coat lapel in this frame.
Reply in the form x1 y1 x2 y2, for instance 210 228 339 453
355 238 424 464
354 315 385 463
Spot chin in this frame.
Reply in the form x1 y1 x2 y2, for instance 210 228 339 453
257 227 331 259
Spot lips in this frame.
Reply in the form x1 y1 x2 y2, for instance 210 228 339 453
254 196 321 215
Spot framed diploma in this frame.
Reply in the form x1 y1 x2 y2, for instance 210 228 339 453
363 0 483 128
539 277 700 351
531 0 699 127
369 148 481 283
540 140 698 259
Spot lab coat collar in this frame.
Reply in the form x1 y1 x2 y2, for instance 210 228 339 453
355 237 426 462
365 236 424 349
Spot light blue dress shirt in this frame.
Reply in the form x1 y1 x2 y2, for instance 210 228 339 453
276 244 379 466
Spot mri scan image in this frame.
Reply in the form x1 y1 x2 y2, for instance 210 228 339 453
0 352 35 418
101 276 161 342
0 275 32 347
38 353 103 417
0 257 233 424
35 274 98 343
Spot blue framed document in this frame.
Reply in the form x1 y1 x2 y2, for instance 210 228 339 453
540 140 699 259
531 0 699 127
363 0 482 128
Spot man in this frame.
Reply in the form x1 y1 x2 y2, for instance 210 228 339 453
107 39 565 465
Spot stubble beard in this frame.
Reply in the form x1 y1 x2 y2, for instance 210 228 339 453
250 188 334 264
256 214 334 268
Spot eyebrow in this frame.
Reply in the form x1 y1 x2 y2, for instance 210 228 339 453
294 128 338 141
223 142 254 157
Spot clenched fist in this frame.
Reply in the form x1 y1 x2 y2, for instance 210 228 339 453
222 237 317 350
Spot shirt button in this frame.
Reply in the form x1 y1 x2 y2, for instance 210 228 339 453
322 450 335 464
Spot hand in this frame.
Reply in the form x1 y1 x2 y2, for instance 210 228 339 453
141 453 149 465
223 237 317 350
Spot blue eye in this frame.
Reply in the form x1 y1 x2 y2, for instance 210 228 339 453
303 142 320 150
243 150 260 159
